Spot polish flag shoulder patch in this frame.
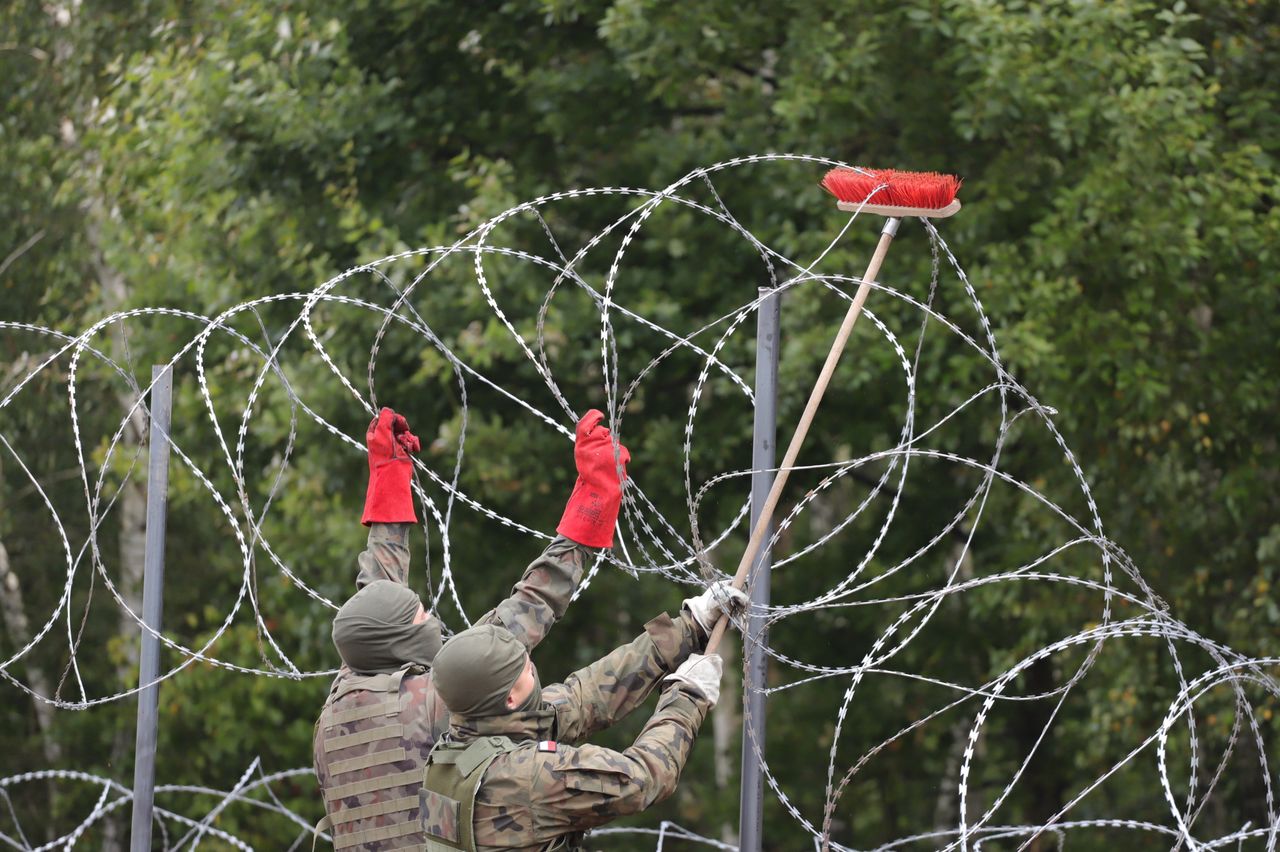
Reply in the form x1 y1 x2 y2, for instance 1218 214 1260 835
537 740 558 753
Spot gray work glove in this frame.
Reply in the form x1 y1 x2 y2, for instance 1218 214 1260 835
664 653 723 706
682 580 749 635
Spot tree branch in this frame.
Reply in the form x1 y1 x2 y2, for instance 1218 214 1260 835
0 230 46 280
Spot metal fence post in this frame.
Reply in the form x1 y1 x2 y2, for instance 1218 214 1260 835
130 365 173 851
739 287 779 852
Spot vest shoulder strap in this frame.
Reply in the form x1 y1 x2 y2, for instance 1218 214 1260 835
330 664 412 703
419 736 521 852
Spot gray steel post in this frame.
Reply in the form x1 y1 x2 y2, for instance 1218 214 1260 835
130 365 173 851
739 287 779 852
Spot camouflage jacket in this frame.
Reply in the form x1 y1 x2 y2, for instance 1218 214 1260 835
314 523 594 850
432 611 709 851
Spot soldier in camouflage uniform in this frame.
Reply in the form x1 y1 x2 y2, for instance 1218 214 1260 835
420 576 746 850
313 408 629 850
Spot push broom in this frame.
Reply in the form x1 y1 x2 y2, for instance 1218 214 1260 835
704 167 963 654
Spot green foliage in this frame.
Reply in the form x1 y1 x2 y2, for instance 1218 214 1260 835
2 0 1277 848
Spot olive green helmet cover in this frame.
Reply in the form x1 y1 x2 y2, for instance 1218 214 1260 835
331 580 441 675
432 624 541 716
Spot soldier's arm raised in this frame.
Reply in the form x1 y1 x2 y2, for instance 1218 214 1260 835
527 685 711 836
353 522 413 588
541 611 702 744
474 536 594 650
353 408 421 589
473 409 629 651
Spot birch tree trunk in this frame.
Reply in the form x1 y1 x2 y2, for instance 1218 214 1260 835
0 533 63 844
0 360 63 834
52 27 150 837
91 231 150 852
0 537 61 761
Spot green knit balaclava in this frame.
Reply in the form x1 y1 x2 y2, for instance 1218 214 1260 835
432 624 541 717
331 580 442 675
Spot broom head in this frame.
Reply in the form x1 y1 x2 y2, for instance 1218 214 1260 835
821 167 963 218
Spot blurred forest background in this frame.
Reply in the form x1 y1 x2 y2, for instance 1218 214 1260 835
2 0 1278 849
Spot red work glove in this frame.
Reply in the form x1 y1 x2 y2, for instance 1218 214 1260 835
556 409 630 548
361 407 421 526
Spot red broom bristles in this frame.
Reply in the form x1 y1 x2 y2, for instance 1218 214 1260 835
821 167 962 210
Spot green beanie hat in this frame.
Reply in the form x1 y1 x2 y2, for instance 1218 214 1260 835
332 580 442 675
432 625 528 717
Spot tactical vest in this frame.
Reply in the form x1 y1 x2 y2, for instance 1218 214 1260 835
418 737 583 852
313 665 423 850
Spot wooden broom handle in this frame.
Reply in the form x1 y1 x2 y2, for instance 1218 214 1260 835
705 220 900 655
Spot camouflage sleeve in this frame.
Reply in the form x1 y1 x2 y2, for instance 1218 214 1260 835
353 522 412 589
475 535 593 651
542 611 702 745
531 687 711 835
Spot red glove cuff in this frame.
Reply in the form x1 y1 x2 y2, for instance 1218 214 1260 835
556 478 622 547
361 459 417 525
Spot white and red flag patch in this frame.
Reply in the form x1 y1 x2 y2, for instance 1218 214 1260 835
537 740 558 753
